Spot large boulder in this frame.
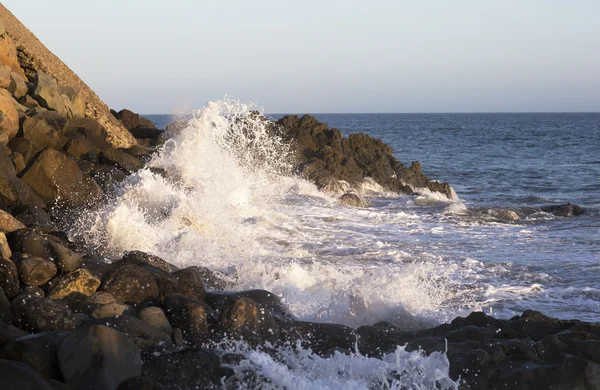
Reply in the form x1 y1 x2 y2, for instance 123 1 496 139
58 86 85 118
31 73 68 117
8 71 28 100
100 264 159 306
142 349 223 389
57 325 142 390
12 294 75 332
0 332 66 380
0 208 25 233
0 359 53 390
0 256 19 298
98 146 144 173
47 268 100 300
21 117 61 149
163 294 211 345
0 90 18 140
19 148 103 207
12 230 83 272
14 253 57 286
86 315 172 351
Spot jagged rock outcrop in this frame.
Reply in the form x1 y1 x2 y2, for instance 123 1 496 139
275 114 454 198
0 4 136 148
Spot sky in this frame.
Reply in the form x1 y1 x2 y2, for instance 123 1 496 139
3 0 600 114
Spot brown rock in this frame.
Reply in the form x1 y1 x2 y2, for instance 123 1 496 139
0 90 18 140
100 264 159 306
47 269 100 300
8 71 28 99
0 256 19 298
163 294 210 345
0 231 10 259
21 117 61 149
0 208 25 233
14 253 57 286
12 294 75 332
90 303 135 319
20 148 103 207
9 151 25 174
138 306 172 336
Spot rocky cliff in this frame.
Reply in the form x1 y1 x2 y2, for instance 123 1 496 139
0 4 136 149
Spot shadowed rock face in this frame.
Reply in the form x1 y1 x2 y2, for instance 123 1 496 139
0 4 136 149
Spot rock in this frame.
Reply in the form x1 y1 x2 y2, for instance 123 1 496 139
100 264 159 306
7 137 42 165
0 256 19 298
141 349 222 389
15 231 83 271
0 319 28 347
283 321 358 355
21 95 40 109
31 73 68 117
0 64 10 88
47 269 100 300
218 296 281 345
163 294 211 345
0 288 10 322
119 250 179 273
8 71 28 100
62 137 92 159
10 152 25 174
20 148 103 207
0 231 10 259
205 289 294 322
26 108 68 132
117 376 165 390
0 132 7 145
0 208 25 233
138 306 172 336
87 315 172 351
20 285 45 298
541 203 585 217
58 86 85 118
12 205 51 227
115 109 141 130
86 291 116 305
57 325 141 390
0 86 19 140
21 117 61 149
339 192 370 207
14 253 57 286
90 303 135 319
12 294 75 332
0 359 54 390
0 332 66 380
99 147 144 173
166 267 209 301
64 117 111 150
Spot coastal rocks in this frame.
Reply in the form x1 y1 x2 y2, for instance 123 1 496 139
0 360 54 390
57 325 141 390
217 296 281 345
98 146 144 173
100 264 159 306
0 208 25 233
8 71 27 100
32 72 68 117
163 294 210 345
20 148 103 207
120 250 179 273
276 114 454 198
339 192 370 207
12 294 75 332
141 349 222 389
0 332 66 380
0 91 18 140
0 256 19 298
87 315 172 351
14 253 57 286
11 230 83 272
541 203 585 217
21 117 61 149
47 269 100 300
138 306 173 336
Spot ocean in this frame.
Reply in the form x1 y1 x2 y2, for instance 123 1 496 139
82 104 599 388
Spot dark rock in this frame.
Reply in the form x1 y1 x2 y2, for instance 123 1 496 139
87 315 172 351
47 269 100 300
62 137 92 159
19 148 103 207
541 203 585 217
0 208 25 233
19 284 45 298
14 230 82 271
0 359 54 389
138 306 172 336
217 296 281 345
117 376 164 390
115 109 141 130
98 147 143 173
120 251 179 273
0 256 19 298
9 151 25 173
164 266 209 301
86 291 116 306
163 294 211 345
57 325 141 390
12 294 75 332
100 264 159 306
0 319 29 347
12 205 51 227
88 164 128 194
14 253 57 286
0 332 66 380
205 289 294 322
7 137 42 164
63 118 111 151
141 349 222 390
283 321 358 356
339 192 369 207
0 287 10 322
90 303 135 318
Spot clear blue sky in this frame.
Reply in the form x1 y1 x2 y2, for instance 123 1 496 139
4 0 599 114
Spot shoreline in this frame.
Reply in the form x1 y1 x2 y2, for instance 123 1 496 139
0 7 598 390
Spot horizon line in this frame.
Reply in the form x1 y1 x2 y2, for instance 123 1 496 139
142 111 600 116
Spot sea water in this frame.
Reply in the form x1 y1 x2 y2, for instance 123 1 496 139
78 102 599 388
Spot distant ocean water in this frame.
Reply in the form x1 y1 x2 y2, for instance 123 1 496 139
86 107 598 388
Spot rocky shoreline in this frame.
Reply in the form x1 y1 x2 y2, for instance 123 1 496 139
0 5 597 390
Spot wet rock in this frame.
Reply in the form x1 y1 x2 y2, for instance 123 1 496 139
164 266 209 301
0 359 54 390
163 294 210 345
14 253 57 286
87 315 172 351
0 208 25 233
0 319 28 347
20 284 45 298
0 288 10 323
20 148 103 207
90 303 135 318
205 289 294 322
541 203 585 217
339 192 370 207
119 250 179 273
100 264 159 306
21 117 61 149
57 325 141 390
86 291 116 306
12 294 75 332
99 147 143 173
218 296 281 345
284 321 358 356
47 269 100 299
141 349 222 390
0 256 19 298
14 231 82 271
117 376 165 390
0 332 66 380
12 205 52 227
138 306 172 336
